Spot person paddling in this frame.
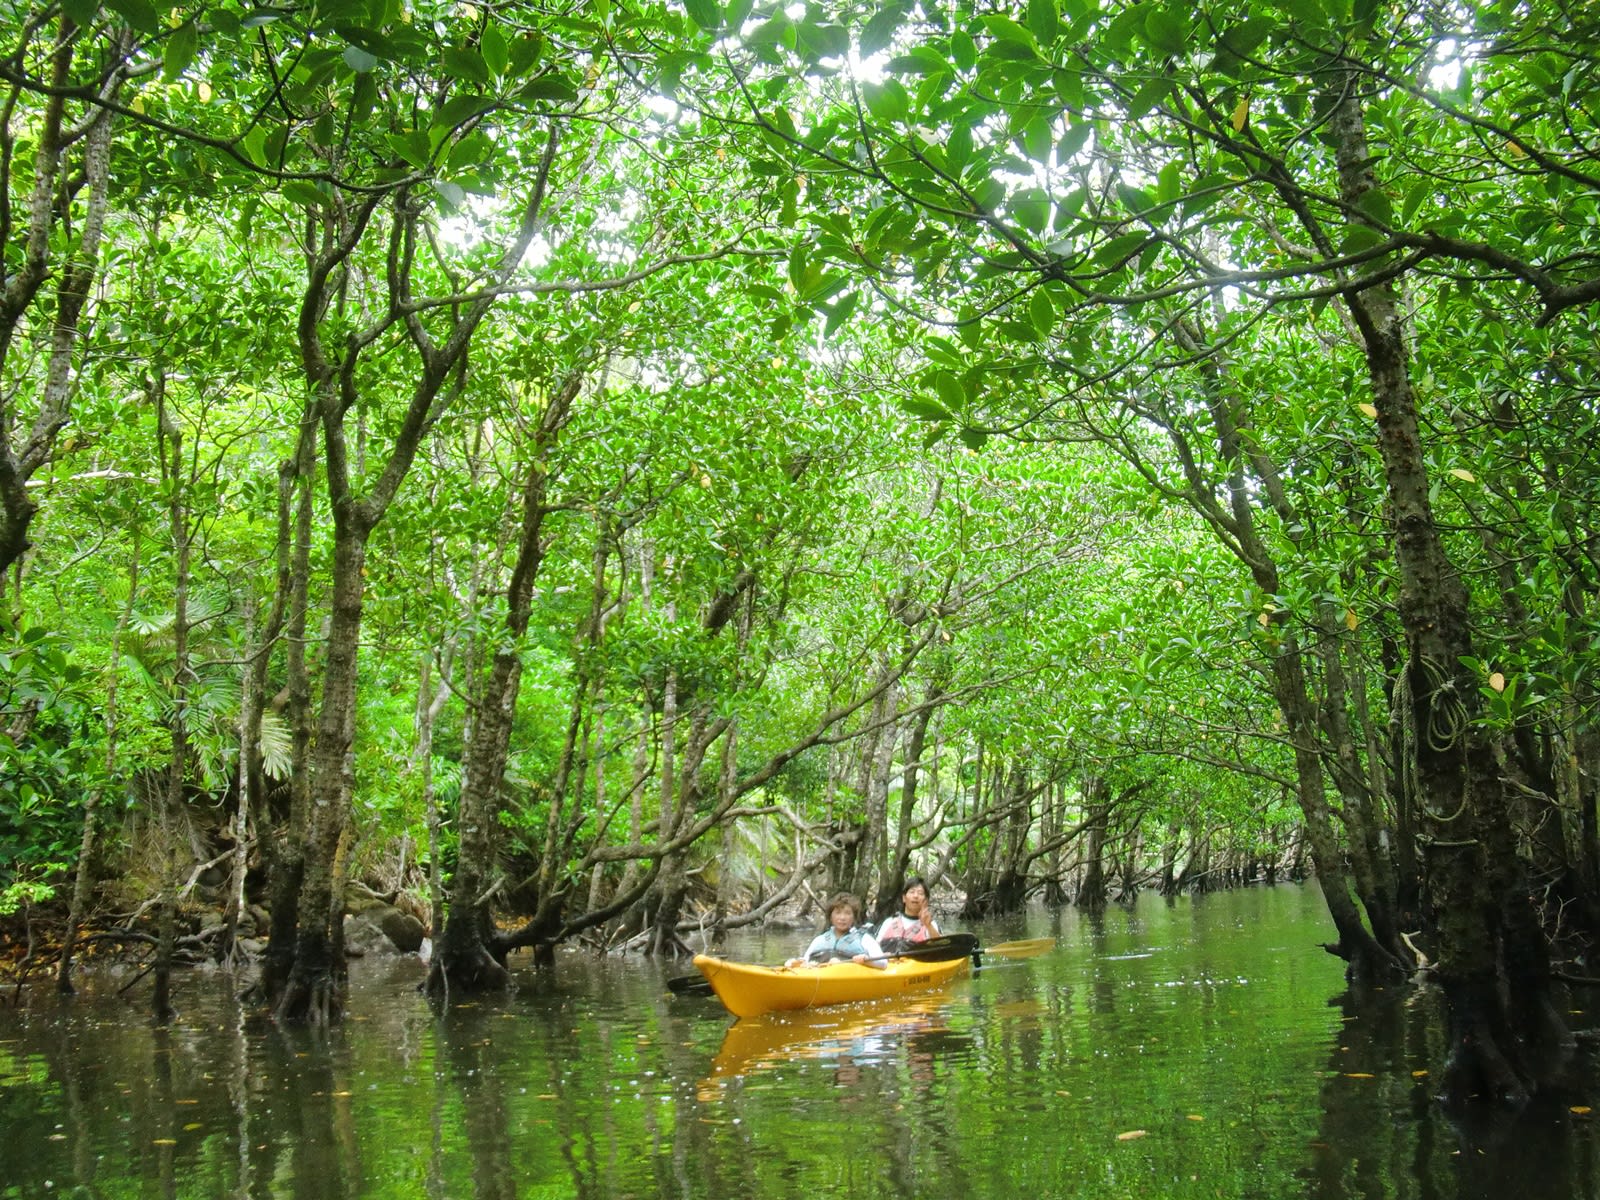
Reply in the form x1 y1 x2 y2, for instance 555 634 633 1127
787 893 886 969
876 876 940 953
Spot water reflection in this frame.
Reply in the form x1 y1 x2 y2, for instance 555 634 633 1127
4 887 1600 1198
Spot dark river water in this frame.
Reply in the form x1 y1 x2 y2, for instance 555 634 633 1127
3 884 1599 1199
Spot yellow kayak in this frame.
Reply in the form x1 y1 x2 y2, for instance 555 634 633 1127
691 953 970 1019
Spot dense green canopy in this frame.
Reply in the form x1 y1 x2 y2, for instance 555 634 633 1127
1 0 1596 1102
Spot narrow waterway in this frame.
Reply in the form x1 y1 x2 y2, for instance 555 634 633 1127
2 885 1596 1199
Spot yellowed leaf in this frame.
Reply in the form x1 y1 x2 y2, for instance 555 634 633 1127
1230 97 1249 132
131 95 146 114
1344 608 1358 631
1412 1070 1429 1078
197 81 213 103
1449 468 1476 482
1116 1129 1148 1141
1507 140 1527 158
1257 611 1271 627
1186 1114 1204 1121
1358 402 1378 419
1489 672 1506 692
1572 1105 1592 1115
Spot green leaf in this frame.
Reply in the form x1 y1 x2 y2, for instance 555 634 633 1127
520 74 579 103
386 129 433 168
947 121 973 170
934 370 967 413
900 396 951 421
863 80 910 122
684 0 722 32
860 5 904 55
442 45 489 86
1143 8 1189 56
797 20 849 61
1157 161 1181 206
1096 231 1149 264
432 94 493 131
1340 224 1385 255
1008 187 1050 233
1218 15 1274 59
282 181 328 209
337 25 399 61
951 30 977 72
103 0 159 32
1399 178 1431 227
1056 123 1092 161
61 0 98 28
480 24 509 78
434 181 467 211
748 12 793 45
1355 188 1393 227
958 427 990 450
1125 74 1174 120
343 44 380 72
1029 289 1056 336
981 15 1037 49
823 291 860 337
163 21 198 82
1028 0 1060 45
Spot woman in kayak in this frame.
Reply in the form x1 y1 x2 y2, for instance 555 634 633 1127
876 877 940 951
787 893 887 968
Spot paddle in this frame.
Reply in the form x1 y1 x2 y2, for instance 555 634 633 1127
666 934 1052 996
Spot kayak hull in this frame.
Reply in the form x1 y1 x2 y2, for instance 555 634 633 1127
692 953 969 1019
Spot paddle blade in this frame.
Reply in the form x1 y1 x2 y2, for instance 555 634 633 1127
984 937 1056 960
667 973 716 997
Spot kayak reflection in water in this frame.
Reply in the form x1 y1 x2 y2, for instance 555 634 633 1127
876 876 940 953
786 892 887 969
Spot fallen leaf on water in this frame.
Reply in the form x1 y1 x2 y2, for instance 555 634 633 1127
1186 1114 1204 1122
1344 1073 1375 1079
1116 1130 1147 1141
1054 1090 1071 1097
331 1091 352 1097
1571 1106 1592 1115
176 1099 199 1105
1412 1070 1429 1078
47 1134 66 1141
537 1094 557 1100
184 1123 202 1131
152 1138 177 1146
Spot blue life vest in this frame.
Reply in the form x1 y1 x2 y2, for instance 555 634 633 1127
806 927 873 962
